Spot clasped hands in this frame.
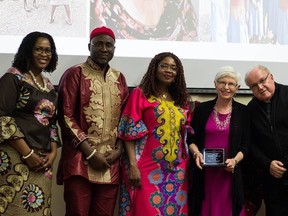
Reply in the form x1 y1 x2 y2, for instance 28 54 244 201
25 151 56 172
84 141 122 171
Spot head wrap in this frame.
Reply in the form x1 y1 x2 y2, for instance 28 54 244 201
90 26 115 41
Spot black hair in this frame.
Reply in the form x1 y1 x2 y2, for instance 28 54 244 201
12 31 58 72
139 52 190 107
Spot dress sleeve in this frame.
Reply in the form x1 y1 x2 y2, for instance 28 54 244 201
186 103 201 145
57 67 88 148
0 73 25 143
118 72 129 110
117 88 149 141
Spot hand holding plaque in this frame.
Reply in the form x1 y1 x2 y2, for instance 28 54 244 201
202 148 226 167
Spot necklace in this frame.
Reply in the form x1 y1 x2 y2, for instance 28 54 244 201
162 93 167 99
213 106 231 131
29 70 49 92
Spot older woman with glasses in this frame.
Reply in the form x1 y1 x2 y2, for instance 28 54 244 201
188 66 249 216
117 52 195 216
0 31 60 215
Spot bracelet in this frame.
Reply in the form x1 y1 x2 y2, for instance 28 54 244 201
86 149 96 160
193 151 200 159
234 158 238 165
22 149 34 160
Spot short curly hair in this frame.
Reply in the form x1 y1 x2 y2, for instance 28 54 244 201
139 52 190 107
12 31 58 73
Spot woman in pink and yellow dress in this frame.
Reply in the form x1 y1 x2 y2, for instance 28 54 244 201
118 52 195 216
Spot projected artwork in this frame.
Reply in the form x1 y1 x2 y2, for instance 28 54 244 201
0 0 288 88
0 0 86 38
90 0 198 41
0 0 287 59
90 0 288 45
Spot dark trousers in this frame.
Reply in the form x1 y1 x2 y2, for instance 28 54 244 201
64 176 119 216
264 176 288 216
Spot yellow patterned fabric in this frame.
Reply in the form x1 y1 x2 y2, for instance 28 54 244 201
149 96 185 164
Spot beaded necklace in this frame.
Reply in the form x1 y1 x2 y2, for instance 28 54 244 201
213 106 231 131
29 70 49 92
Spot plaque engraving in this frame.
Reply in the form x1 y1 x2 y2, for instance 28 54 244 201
202 148 226 167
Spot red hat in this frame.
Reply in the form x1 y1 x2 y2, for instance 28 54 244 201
90 26 115 41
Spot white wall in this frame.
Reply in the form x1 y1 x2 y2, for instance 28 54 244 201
1 53 288 91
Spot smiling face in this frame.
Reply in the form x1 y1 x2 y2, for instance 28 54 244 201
156 56 177 88
246 67 275 102
215 76 239 100
30 37 52 73
89 34 115 69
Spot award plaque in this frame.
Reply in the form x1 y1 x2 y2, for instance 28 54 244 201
202 148 226 167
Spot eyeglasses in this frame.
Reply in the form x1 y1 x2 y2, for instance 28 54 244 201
217 81 238 89
249 73 270 90
158 63 178 73
34 47 52 56
90 41 115 50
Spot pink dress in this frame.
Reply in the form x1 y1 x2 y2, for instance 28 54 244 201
201 111 244 216
118 87 191 216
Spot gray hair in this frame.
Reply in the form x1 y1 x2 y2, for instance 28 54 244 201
244 65 270 85
214 66 241 85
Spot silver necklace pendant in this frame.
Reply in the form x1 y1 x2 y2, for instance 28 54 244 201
213 107 231 131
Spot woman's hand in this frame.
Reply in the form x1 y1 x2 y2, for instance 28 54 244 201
128 164 141 188
194 152 204 169
225 158 238 173
39 150 57 172
25 153 45 172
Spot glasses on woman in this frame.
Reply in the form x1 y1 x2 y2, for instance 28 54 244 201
158 63 178 73
249 73 270 91
34 47 52 56
217 81 238 89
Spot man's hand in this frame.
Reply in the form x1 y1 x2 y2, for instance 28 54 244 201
270 160 287 178
88 152 111 171
104 149 122 165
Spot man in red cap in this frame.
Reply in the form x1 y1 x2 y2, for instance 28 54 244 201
57 26 129 216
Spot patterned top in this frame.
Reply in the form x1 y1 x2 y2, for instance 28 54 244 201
0 67 60 151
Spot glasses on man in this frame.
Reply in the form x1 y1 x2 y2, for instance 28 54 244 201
249 73 270 91
90 41 115 50
217 81 238 89
34 47 52 56
158 63 178 73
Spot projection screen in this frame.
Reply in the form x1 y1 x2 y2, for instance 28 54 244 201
0 0 287 93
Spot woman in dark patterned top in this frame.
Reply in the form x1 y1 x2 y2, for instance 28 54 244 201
0 31 61 215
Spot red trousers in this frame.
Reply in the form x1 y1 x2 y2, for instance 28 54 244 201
64 176 119 216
